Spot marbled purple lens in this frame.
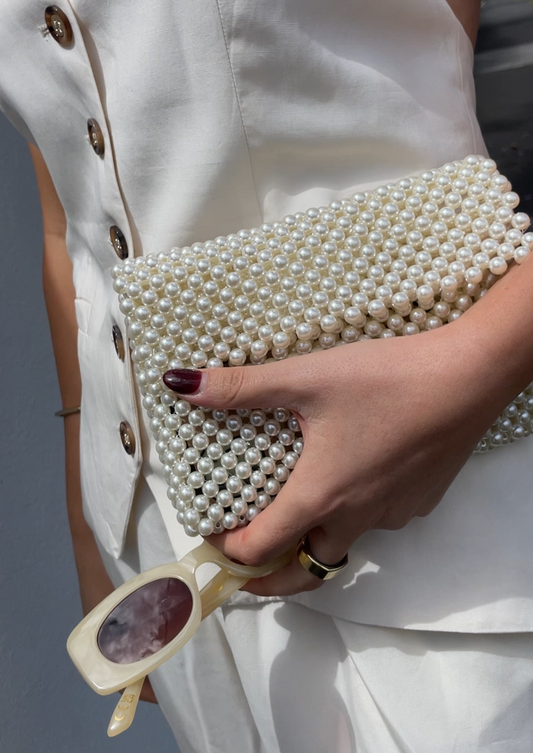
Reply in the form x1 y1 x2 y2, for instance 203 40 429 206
97 577 193 664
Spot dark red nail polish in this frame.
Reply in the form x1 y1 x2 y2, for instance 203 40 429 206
163 369 203 395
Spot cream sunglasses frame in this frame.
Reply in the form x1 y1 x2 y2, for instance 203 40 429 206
67 539 292 736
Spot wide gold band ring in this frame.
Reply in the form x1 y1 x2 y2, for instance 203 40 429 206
296 534 349 581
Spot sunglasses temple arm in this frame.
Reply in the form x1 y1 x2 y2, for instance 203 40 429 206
107 675 145 738
200 570 250 620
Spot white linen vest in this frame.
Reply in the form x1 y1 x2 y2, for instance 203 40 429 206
2 0 532 631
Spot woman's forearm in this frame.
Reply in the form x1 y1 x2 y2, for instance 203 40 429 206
32 144 116 610
447 0 481 47
456 250 533 410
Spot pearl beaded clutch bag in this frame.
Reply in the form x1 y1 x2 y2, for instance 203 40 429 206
112 155 533 538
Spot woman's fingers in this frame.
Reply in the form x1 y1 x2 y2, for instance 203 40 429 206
240 555 323 596
206 428 366 568
304 525 355 567
239 524 354 596
207 456 321 566
163 358 311 412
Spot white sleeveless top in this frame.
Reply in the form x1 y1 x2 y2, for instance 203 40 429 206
1 0 532 631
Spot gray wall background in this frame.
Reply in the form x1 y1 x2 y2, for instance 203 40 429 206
0 1 532 751
0 117 176 751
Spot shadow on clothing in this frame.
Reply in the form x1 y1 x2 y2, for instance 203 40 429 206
268 603 357 753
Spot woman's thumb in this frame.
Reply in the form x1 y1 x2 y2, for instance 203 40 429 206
162 361 303 410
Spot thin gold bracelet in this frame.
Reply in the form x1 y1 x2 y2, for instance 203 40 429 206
54 406 81 418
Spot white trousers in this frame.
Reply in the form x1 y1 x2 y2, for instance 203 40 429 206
98 476 533 753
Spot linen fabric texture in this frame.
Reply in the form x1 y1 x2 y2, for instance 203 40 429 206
99 475 533 753
0 0 532 633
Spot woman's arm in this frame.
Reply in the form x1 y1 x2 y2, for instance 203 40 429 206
29 143 112 610
447 0 481 47
28 145 158 700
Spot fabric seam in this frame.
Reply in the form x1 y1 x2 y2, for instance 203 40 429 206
214 0 264 223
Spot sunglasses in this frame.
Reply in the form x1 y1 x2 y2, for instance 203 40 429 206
67 539 292 737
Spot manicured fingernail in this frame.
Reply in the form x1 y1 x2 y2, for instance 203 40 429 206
163 369 204 395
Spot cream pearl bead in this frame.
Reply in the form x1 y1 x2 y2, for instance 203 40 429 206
231 498 248 516
245 447 262 465
264 478 281 495
197 517 214 536
184 508 201 527
489 257 507 275
235 461 252 479
222 512 238 530
515 246 530 264
193 495 210 513
241 485 258 503
256 493 271 510
522 232 533 248
183 524 200 537
208 503 225 522
226 476 243 495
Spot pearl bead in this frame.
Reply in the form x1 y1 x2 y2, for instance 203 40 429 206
208 503 225 522
198 518 215 536
254 434 271 451
184 508 200 527
226 476 243 494
262 478 280 496
221 451 237 470
515 246 530 264
202 480 219 498
232 438 248 454
222 512 238 530
246 505 260 521
241 485 257 503
235 461 252 479
274 465 290 482
465 266 483 284
231 498 248 516
255 493 271 510
522 232 533 248
250 470 267 488
489 257 507 275
193 495 210 513
245 447 261 464
211 467 228 485
183 524 200 537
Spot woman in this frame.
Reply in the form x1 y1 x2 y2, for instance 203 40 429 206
2 0 533 750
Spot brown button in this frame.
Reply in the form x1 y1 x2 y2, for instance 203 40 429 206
87 118 105 157
119 421 136 456
110 225 129 260
44 6 73 47
112 325 125 361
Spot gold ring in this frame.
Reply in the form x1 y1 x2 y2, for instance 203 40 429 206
296 534 349 581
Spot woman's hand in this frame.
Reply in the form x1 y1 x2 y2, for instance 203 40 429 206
163 296 530 596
